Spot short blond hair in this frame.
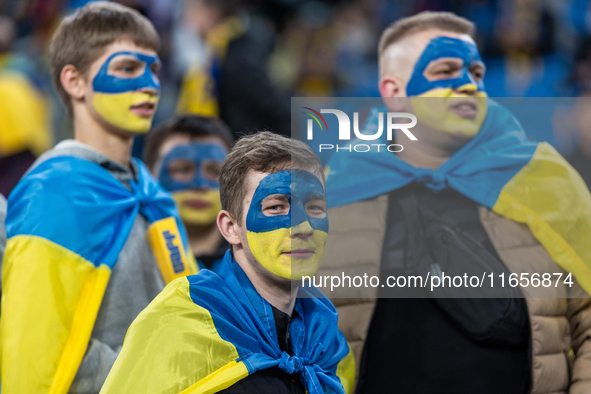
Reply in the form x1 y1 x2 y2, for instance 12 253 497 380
378 11 475 58
48 2 160 116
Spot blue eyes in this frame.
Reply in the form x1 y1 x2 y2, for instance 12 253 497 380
262 201 326 217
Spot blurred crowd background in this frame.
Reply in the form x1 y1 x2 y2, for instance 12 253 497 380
3 0 591 197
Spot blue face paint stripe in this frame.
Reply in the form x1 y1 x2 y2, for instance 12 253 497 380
246 170 328 234
406 36 485 96
93 51 161 94
159 142 228 192
247 171 292 233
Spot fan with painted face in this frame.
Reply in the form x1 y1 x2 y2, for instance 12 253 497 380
158 140 228 226
244 169 328 281
381 30 488 137
408 35 487 136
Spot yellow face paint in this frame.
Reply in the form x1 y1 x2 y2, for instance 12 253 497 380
93 92 158 134
410 87 488 136
245 170 328 281
173 189 221 226
247 224 328 280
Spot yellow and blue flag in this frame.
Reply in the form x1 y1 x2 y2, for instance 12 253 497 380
326 101 591 295
1 155 197 393
100 250 355 394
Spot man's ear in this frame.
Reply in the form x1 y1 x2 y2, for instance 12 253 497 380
379 74 406 98
60 64 86 101
379 74 409 112
217 210 241 246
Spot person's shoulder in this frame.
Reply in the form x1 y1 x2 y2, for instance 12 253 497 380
186 269 222 286
135 276 200 319
101 273 245 393
27 144 107 181
184 269 230 302
5 153 121 240
129 273 232 337
9 154 105 208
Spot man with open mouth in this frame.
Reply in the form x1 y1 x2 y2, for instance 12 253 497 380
320 10 591 394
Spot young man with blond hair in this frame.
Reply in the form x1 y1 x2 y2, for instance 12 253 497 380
1 3 196 393
100 132 355 394
320 11 591 393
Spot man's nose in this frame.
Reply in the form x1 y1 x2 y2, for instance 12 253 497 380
290 220 314 239
140 85 159 96
455 83 478 96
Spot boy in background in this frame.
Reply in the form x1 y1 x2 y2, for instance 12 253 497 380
144 115 234 271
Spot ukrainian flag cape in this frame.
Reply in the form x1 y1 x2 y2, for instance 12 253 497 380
326 101 591 295
100 250 355 394
1 155 197 394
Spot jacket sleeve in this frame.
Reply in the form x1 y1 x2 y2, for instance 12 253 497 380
567 281 591 394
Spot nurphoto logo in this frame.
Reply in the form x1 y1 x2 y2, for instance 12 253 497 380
303 107 418 153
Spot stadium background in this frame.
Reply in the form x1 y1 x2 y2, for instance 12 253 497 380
2 0 591 196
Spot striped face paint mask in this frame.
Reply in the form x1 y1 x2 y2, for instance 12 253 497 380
407 36 488 136
158 142 228 226
246 170 328 280
92 51 160 133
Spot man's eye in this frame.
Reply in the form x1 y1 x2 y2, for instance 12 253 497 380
262 203 289 216
266 203 288 211
306 200 327 217
170 164 190 174
437 69 453 75
203 162 221 180
171 168 189 175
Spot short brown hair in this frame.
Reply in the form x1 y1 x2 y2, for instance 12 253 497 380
143 115 235 170
48 2 160 115
378 11 475 57
219 131 323 222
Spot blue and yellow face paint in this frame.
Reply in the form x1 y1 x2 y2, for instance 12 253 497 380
407 36 488 136
159 142 227 225
92 51 160 133
246 170 328 280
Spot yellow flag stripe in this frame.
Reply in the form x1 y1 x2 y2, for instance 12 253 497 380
49 265 111 394
1 235 110 394
492 142 591 295
180 361 249 394
336 344 356 394
494 191 591 294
